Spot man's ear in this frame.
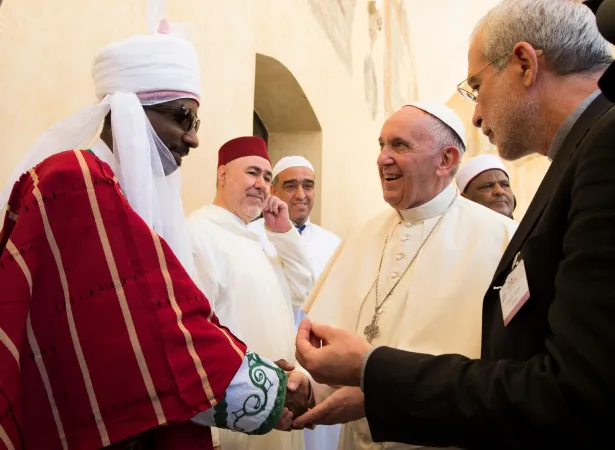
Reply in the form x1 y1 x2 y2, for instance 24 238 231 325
436 146 462 178
511 42 540 88
217 165 227 188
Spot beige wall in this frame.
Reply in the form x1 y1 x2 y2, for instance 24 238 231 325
0 0 548 236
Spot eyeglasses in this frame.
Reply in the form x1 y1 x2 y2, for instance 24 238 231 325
457 49 543 103
144 104 201 133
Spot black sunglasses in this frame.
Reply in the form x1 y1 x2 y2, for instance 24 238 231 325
144 104 200 133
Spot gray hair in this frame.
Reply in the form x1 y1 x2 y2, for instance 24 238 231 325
426 117 466 176
474 0 613 75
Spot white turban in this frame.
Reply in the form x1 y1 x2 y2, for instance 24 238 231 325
272 156 315 179
93 33 201 101
1 25 200 272
455 154 510 193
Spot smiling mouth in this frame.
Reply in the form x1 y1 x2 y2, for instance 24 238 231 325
383 174 402 181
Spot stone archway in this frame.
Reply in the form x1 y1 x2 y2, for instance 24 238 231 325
254 53 324 224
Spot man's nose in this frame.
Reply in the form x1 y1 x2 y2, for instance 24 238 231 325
472 103 482 129
295 185 306 199
183 129 199 148
377 148 394 166
254 175 268 189
493 183 505 195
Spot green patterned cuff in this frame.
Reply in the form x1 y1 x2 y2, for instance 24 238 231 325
190 351 288 434
249 359 287 435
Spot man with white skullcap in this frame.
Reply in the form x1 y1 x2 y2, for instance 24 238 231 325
456 153 516 219
0 17 310 450
249 156 341 321
295 102 518 449
187 137 314 450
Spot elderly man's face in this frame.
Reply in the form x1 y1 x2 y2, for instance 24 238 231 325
463 169 515 218
144 98 200 166
468 33 540 161
377 107 453 210
272 166 315 226
218 155 272 223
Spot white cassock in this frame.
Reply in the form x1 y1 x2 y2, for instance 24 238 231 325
187 204 314 450
250 217 343 450
303 184 518 450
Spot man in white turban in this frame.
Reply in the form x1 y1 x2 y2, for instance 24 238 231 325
456 154 516 219
0 21 311 450
297 102 518 450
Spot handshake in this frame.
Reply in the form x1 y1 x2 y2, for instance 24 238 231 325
272 318 373 431
273 359 316 431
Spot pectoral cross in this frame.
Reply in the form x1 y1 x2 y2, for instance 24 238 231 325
363 312 380 343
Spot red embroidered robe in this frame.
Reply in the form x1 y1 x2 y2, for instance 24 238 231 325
0 150 250 449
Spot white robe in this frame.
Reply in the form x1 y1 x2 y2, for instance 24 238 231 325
249 218 341 326
188 204 314 450
250 218 343 450
303 184 518 450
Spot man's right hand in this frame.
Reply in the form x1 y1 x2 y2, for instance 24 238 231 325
274 359 315 429
295 318 372 387
292 386 365 428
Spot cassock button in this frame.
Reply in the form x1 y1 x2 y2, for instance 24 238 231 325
396 253 406 261
404 222 412 228
401 234 410 242
391 272 399 279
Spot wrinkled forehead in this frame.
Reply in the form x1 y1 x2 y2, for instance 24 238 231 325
228 155 272 172
278 166 315 181
475 168 510 182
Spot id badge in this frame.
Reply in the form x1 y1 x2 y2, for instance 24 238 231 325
499 259 530 326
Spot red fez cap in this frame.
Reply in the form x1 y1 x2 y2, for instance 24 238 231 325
217 136 270 167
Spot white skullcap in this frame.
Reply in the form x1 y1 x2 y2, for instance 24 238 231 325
272 156 315 179
455 154 510 193
93 33 201 101
406 101 467 149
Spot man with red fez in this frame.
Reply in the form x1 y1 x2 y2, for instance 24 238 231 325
188 136 315 450
0 16 310 450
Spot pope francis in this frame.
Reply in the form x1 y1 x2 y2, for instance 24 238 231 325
302 101 518 450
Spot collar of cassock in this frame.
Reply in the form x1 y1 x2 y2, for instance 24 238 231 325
397 184 457 223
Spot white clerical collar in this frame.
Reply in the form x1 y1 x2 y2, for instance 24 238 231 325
397 184 457 223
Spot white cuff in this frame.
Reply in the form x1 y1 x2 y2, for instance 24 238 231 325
191 352 287 435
